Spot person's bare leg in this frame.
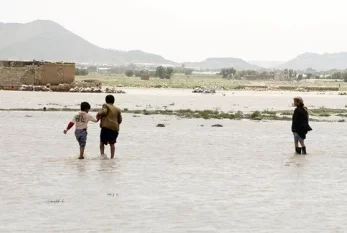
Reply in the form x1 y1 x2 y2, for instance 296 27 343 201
110 144 115 159
100 142 105 155
299 140 305 147
294 140 299 148
78 147 85 159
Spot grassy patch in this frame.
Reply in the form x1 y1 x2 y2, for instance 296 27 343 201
310 107 347 115
2 107 347 122
76 74 343 91
250 111 262 120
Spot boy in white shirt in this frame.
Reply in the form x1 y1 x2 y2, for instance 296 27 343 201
63 102 98 159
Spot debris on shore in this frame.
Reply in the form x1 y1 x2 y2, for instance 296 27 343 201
105 87 126 94
69 87 102 93
19 85 52 92
192 86 216 94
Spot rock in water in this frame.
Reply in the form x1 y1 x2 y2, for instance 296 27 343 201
156 124 166 127
211 124 223 127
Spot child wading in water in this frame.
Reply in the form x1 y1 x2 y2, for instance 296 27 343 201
292 97 312 154
64 102 98 159
97 95 122 159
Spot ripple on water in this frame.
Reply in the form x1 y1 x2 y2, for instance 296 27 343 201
1 108 347 232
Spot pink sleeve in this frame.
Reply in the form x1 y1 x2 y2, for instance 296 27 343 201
88 114 98 123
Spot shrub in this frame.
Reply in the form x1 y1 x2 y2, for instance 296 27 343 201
125 70 134 77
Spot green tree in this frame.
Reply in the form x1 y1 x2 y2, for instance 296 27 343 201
156 66 167 79
156 66 174 79
288 69 297 78
234 72 242 80
184 68 194 75
297 74 303 81
166 67 175 79
220 68 237 79
125 70 134 77
75 68 89 76
332 72 343 79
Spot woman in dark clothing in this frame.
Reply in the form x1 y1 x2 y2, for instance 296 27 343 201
292 97 312 154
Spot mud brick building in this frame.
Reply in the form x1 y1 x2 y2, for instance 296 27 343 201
0 60 75 90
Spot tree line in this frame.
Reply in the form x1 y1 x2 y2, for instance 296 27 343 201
124 66 194 79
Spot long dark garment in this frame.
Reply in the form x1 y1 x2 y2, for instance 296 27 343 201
291 106 312 139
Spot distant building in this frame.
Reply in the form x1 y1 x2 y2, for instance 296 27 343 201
0 60 75 90
274 72 290 81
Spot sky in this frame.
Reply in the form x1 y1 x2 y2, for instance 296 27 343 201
1 0 347 62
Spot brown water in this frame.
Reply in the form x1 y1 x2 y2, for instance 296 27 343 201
1 89 346 111
1 90 347 232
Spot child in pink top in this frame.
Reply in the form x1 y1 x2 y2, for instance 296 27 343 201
64 102 98 159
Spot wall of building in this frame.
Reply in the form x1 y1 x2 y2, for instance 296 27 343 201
42 63 75 85
0 66 42 90
274 73 290 81
0 61 75 89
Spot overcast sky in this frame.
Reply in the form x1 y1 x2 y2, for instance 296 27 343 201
1 0 347 62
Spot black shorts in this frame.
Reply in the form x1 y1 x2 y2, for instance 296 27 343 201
100 128 119 145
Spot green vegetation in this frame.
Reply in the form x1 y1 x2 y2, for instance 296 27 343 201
4 107 347 122
155 66 175 79
220 68 237 79
75 68 89 76
76 73 346 91
250 111 262 120
125 70 134 77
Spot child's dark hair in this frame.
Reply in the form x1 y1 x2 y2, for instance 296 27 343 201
105 95 115 104
80 102 91 111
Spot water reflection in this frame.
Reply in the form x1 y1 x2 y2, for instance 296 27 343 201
98 158 120 174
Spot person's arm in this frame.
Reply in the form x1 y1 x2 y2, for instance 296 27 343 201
291 109 299 132
118 110 122 124
96 105 108 118
88 114 98 123
64 116 75 134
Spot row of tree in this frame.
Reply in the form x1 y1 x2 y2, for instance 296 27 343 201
124 66 194 79
219 67 315 80
75 68 89 76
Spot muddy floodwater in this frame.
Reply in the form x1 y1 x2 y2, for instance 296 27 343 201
1 90 347 233
1 88 347 111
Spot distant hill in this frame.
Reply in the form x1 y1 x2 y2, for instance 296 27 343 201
248 60 284 69
3 20 347 71
184 57 261 70
0 20 176 65
276 53 347 71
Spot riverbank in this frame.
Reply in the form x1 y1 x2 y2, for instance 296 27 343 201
77 74 345 92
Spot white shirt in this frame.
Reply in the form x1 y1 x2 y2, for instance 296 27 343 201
72 111 97 130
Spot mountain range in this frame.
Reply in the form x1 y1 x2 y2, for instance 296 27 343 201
1 20 347 71
276 53 347 71
183 58 260 70
0 20 175 65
